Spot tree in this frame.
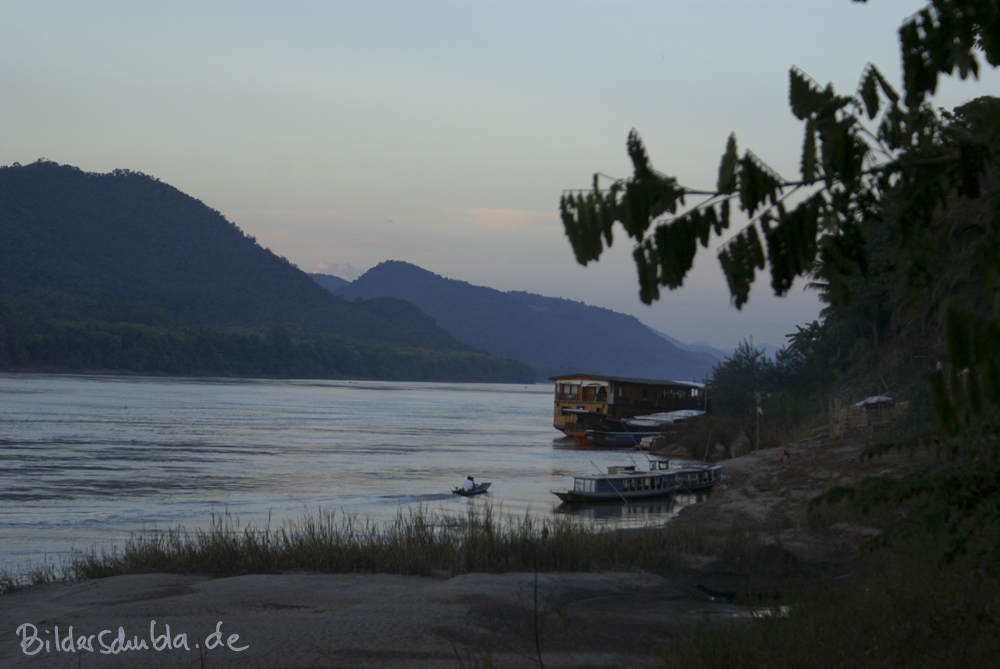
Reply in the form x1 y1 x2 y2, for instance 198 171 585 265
709 339 774 426
560 0 1000 563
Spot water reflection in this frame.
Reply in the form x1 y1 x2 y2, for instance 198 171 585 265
553 490 713 524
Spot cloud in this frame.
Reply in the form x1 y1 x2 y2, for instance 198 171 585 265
314 262 362 281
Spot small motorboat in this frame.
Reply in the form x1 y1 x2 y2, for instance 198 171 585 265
452 482 491 496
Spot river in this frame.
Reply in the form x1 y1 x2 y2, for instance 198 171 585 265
0 373 697 577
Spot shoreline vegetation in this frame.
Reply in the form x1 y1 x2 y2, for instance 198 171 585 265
4 504 728 589
0 311 536 384
6 440 999 666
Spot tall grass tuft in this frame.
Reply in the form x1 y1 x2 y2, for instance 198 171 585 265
58 504 747 582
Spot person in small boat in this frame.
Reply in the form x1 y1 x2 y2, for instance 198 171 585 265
462 476 476 491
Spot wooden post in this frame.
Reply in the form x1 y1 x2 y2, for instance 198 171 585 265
755 394 761 452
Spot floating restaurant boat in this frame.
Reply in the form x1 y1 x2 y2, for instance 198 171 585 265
551 460 723 503
551 374 707 448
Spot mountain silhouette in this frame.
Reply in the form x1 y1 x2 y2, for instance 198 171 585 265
328 260 718 382
0 161 533 381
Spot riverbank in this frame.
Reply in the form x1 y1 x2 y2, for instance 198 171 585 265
0 438 932 668
1 570 747 668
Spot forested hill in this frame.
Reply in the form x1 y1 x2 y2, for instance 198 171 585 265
330 260 719 382
0 161 533 382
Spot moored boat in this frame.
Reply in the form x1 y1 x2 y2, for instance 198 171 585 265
551 460 723 503
560 409 705 448
671 464 725 491
551 375 707 440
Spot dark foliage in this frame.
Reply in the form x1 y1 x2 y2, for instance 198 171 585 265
0 306 534 382
0 161 471 351
0 161 534 382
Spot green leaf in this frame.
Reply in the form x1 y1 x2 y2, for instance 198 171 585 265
801 119 817 184
717 133 738 193
738 152 782 215
789 67 827 120
626 129 653 179
718 224 766 309
858 64 881 120
763 195 821 295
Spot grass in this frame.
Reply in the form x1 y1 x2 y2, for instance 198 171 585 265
656 538 1000 668
60 504 725 580
1 502 779 592
7 500 999 668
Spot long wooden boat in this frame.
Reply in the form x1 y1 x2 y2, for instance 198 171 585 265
551 461 723 503
452 482 491 496
588 427 664 448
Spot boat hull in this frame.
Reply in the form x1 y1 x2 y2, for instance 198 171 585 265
552 487 675 503
452 482 491 496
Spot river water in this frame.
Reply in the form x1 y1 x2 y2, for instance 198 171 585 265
0 374 699 577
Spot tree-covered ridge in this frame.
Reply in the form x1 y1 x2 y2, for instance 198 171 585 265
0 303 533 382
0 160 469 352
0 160 535 382
333 260 717 382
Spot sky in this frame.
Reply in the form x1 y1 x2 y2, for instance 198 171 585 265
2 1 997 351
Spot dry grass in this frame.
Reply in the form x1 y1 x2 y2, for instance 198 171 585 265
50 505 757 584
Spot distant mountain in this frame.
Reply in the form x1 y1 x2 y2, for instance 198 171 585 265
655 332 784 362
310 273 349 293
653 332 729 364
330 260 717 382
0 161 464 349
0 161 533 382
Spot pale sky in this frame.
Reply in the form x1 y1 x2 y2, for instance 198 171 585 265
3 1 997 350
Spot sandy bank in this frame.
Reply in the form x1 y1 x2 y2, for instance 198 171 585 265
1 570 741 668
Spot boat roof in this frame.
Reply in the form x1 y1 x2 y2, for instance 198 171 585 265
550 374 705 389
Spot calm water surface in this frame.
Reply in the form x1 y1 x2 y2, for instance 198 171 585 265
0 374 699 576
